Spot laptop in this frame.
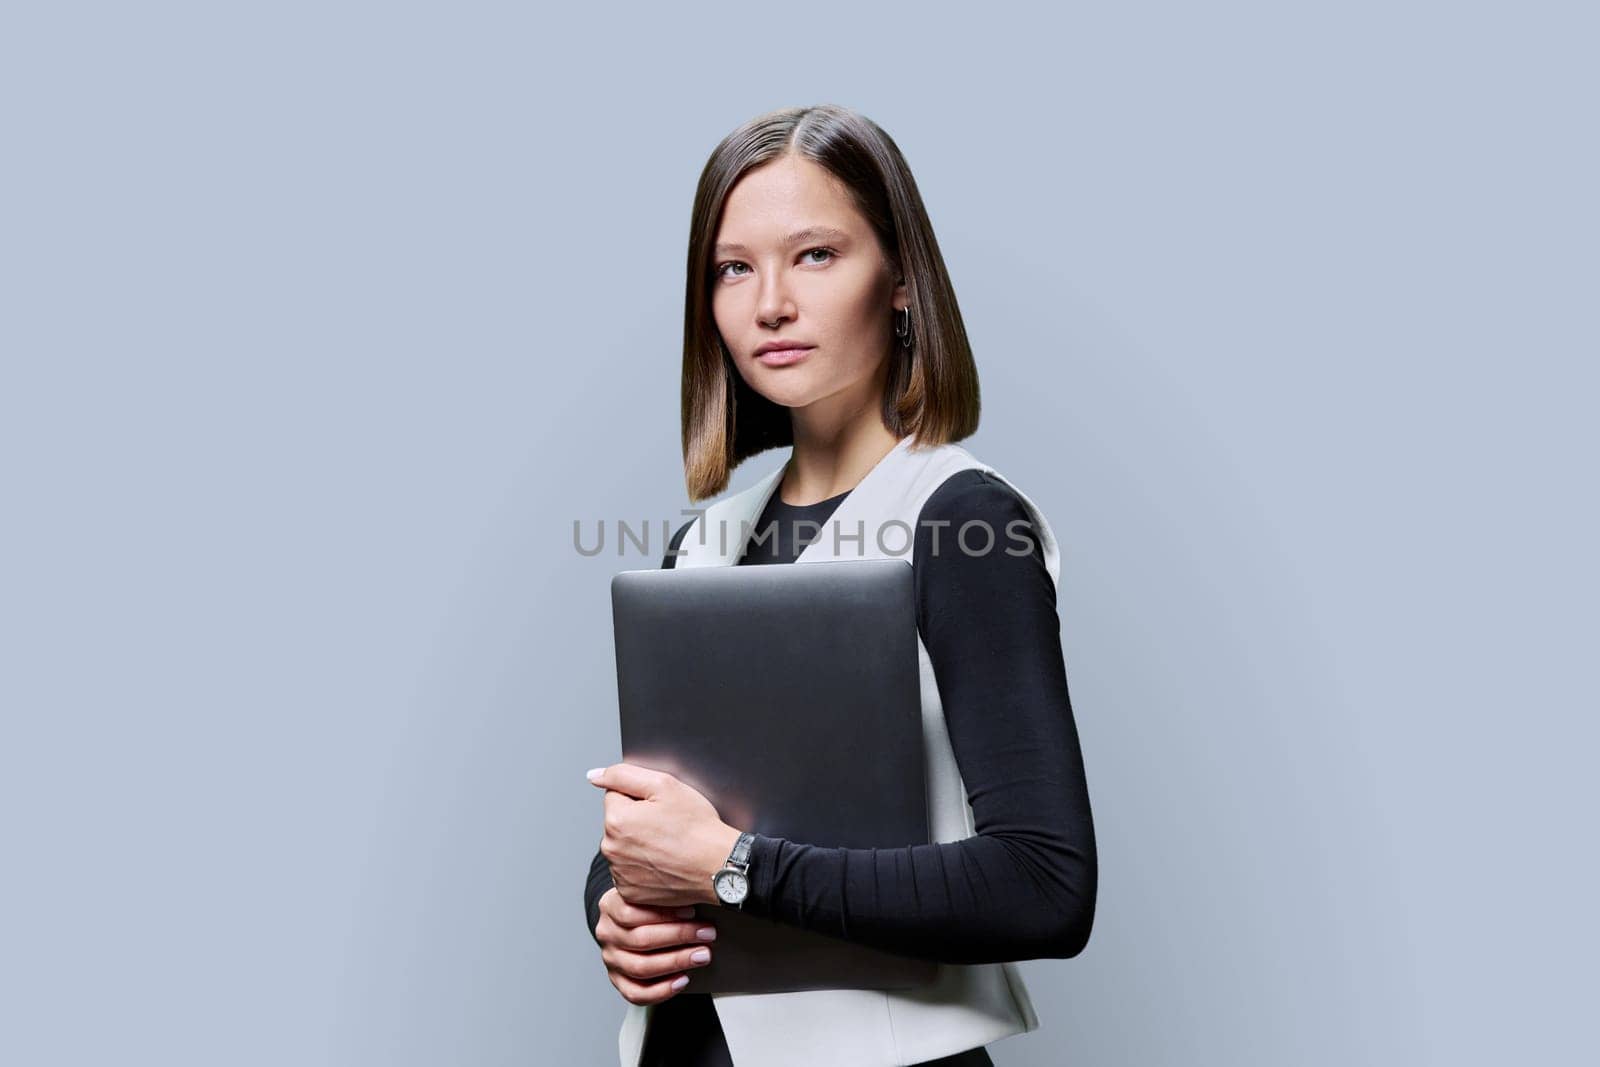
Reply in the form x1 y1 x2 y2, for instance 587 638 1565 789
609 557 940 994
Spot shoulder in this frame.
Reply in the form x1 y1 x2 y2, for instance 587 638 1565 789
918 468 1031 526
909 469 1056 637
913 467 1047 573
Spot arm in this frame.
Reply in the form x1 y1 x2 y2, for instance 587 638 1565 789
738 471 1098 964
584 847 614 945
582 518 697 942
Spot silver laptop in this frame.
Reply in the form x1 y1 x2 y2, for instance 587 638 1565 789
610 557 939 994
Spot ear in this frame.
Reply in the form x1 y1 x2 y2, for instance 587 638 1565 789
892 276 909 311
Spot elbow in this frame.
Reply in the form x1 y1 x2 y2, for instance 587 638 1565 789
1045 897 1095 959
995 836 1098 960
1042 866 1097 959
993 887 1094 962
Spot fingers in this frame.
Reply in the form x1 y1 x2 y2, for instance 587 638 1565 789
599 887 699 929
592 890 717 1007
600 790 630 833
587 762 669 799
599 916 718 953
603 941 714 986
608 968 696 1006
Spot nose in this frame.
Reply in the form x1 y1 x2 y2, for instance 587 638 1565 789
756 271 795 328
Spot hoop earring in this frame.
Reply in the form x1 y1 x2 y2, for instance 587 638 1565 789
894 306 913 348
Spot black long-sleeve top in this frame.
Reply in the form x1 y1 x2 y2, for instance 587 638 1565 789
584 468 1098 1065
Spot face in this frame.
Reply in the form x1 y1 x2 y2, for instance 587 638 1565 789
710 154 907 414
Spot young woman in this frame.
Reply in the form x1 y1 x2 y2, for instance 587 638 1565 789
582 104 1098 1067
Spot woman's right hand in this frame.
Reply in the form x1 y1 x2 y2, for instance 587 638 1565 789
594 886 718 1004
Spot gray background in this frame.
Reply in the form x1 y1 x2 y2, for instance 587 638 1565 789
2 2 1593 1065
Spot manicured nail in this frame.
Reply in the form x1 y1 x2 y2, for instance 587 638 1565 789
585 767 604 781
670 975 689 990
696 926 717 941
690 948 710 964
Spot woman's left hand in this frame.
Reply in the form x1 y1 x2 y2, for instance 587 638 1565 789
587 763 743 909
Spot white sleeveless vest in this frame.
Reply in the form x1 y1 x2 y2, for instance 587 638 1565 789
616 433 1063 1067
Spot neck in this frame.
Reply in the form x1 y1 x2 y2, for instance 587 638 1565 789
780 418 903 506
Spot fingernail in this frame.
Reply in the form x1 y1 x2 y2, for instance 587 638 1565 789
585 767 604 781
696 926 717 941
690 948 710 964
677 907 697 919
671 975 689 990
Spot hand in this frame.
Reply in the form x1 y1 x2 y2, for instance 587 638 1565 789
593 886 719 1005
586 762 743 909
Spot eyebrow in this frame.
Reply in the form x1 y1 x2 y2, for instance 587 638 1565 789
714 226 852 257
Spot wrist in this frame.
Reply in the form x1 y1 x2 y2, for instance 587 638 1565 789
704 823 744 905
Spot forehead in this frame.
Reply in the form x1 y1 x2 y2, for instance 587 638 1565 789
716 155 866 242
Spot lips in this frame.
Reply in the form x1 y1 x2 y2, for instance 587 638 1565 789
755 344 814 366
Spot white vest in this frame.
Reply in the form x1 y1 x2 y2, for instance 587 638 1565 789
616 433 1063 1067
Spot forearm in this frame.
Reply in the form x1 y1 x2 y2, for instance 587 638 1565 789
741 817 1095 964
584 846 614 944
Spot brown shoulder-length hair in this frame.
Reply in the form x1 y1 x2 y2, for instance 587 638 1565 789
681 104 981 501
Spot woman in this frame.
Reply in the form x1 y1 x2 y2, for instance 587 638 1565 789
583 104 1097 1067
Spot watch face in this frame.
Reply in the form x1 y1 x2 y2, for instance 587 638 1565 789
714 870 748 903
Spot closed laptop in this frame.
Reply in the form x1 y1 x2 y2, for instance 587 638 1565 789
610 558 939 993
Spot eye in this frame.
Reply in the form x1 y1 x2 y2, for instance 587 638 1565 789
714 247 837 281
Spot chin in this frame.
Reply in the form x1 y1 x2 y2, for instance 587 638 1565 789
753 388 815 411
746 370 823 408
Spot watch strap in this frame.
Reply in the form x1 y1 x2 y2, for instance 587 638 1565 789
727 830 754 869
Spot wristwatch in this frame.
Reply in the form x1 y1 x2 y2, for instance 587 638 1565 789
712 831 755 908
